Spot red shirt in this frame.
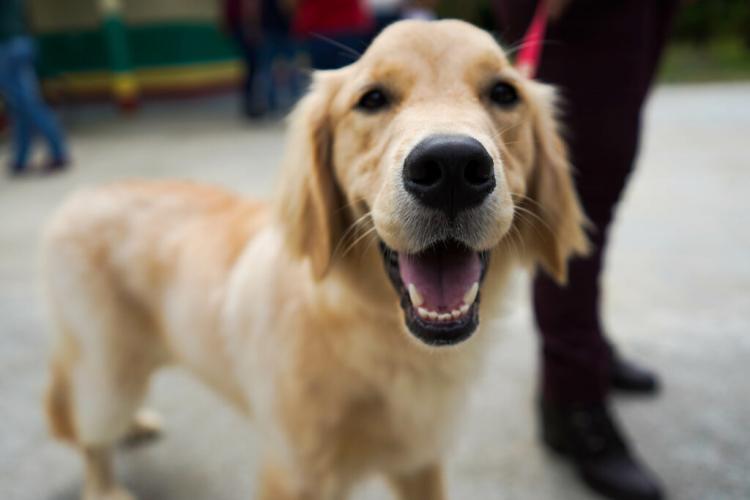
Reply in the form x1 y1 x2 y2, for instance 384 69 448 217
292 0 373 37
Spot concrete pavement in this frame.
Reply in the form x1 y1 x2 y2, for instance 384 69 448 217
1 84 749 500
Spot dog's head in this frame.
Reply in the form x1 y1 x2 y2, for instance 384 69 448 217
277 20 587 346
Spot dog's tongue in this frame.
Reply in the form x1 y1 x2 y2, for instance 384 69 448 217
398 244 481 311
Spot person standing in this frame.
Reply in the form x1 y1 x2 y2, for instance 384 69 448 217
494 1 679 499
0 0 69 176
223 0 265 117
256 0 303 114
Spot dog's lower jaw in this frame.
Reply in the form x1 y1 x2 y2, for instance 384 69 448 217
402 300 480 346
379 240 490 346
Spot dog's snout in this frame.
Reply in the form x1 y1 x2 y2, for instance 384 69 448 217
403 134 495 217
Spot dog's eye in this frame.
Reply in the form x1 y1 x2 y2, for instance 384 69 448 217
356 88 389 112
489 82 519 107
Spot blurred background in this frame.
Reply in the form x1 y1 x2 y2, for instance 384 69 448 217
1 1 749 499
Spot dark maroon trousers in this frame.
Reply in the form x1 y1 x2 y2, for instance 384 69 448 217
494 0 679 404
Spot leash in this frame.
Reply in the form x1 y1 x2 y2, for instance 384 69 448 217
514 0 549 79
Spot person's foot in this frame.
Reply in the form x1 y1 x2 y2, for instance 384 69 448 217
8 164 28 178
243 97 268 120
541 400 664 500
42 157 70 175
610 351 660 395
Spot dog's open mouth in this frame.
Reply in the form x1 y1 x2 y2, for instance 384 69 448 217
381 240 489 346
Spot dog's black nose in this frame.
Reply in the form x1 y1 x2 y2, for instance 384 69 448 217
403 134 495 217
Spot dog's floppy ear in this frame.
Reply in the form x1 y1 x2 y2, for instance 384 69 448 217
520 82 589 283
276 73 344 280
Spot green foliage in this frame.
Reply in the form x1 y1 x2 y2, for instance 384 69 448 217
660 38 750 82
667 0 750 80
672 0 750 47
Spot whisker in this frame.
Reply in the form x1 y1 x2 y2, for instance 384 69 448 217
491 121 524 142
340 225 378 258
359 231 383 261
310 33 363 61
331 210 374 261
514 204 553 233
509 224 525 260
509 192 541 210
335 213 371 247
503 38 560 58
500 223 524 261
512 206 557 248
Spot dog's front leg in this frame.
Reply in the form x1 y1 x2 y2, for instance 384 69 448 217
387 463 446 500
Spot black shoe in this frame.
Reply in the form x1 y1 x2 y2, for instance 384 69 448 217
541 400 664 500
610 352 660 395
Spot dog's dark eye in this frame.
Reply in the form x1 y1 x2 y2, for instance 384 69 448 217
356 88 389 112
489 82 519 107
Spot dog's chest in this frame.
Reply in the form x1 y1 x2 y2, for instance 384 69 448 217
385 372 467 467
349 339 484 471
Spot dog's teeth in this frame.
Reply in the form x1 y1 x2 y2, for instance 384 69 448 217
418 305 465 322
408 283 424 307
463 282 479 306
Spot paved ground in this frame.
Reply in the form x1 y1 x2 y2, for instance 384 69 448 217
1 84 749 500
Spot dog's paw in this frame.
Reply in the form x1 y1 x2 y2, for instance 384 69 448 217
120 407 163 447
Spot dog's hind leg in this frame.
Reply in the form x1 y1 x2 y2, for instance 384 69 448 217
46 324 160 500
44 264 167 500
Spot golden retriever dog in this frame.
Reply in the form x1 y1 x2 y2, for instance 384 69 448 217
42 20 587 500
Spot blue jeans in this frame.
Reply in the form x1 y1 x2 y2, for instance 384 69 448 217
0 36 67 171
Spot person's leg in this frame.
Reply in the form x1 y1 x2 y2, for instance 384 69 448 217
534 114 639 405
531 5 670 499
525 0 678 402
259 33 283 113
496 0 658 403
287 37 309 103
272 33 306 111
231 27 265 118
0 40 32 172
8 107 32 172
10 37 68 166
496 1 678 499
536 0 679 397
